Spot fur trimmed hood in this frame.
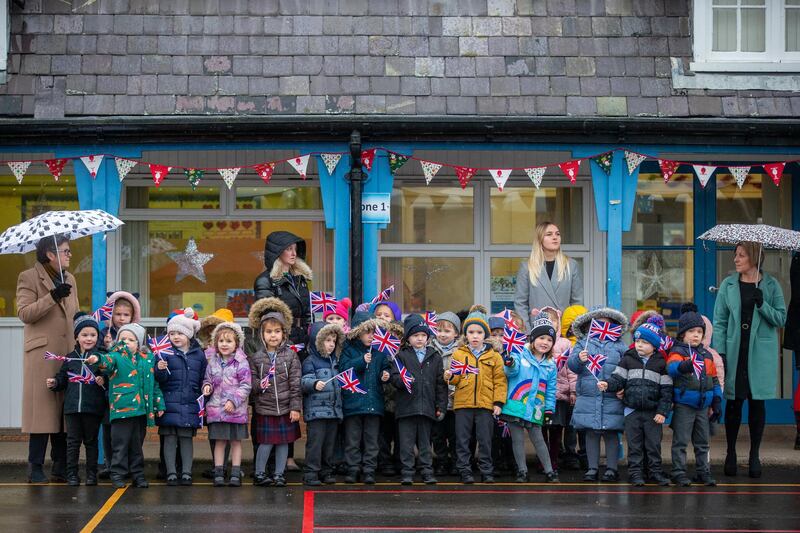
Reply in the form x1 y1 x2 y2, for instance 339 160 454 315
346 317 385 340
106 290 142 323
211 321 246 350
572 307 629 340
312 322 345 358
269 256 313 281
248 297 294 331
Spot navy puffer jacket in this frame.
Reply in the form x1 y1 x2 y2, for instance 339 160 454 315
301 322 345 422
155 340 208 428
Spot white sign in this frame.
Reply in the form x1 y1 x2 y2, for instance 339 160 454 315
361 193 391 224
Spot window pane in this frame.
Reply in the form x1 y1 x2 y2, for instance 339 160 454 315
121 220 332 318
0 174 92 316
489 256 583 315
382 187 473 244
713 0 737 5
125 183 221 209
713 8 738 51
380 256 473 314
787 6 800 51
490 186 583 245
716 172 793 228
622 250 693 335
623 172 693 246
235 185 322 210
741 8 766 52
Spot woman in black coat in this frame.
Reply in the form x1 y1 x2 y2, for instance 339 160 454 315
785 252 800 449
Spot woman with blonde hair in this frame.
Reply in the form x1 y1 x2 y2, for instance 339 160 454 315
514 221 583 331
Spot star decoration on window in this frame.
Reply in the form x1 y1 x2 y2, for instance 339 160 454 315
167 238 214 283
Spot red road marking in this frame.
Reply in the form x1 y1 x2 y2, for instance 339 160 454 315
309 488 800 496
313 528 800 532
302 491 315 533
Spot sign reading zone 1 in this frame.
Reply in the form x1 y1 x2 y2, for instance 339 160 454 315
361 193 391 224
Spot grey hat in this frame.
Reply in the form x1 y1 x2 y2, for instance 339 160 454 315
437 311 461 332
117 323 146 349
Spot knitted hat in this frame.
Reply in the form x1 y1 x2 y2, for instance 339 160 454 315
117 323 146 348
198 308 235 347
677 302 705 339
634 322 662 349
73 312 100 338
529 312 556 342
211 321 245 349
462 304 490 337
403 314 430 340
324 297 352 322
369 300 401 321
167 307 201 339
436 311 461 333
488 316 506 332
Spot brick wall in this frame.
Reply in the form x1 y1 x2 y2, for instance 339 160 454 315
1 0 797 119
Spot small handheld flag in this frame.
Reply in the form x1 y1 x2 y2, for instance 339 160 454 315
197 394 205 427
449 358 479 376
371 326 400 357
44 351 77 362
660 335 674 353
148 335 174 358
310 291 337 314
369 284 395 305
586 353 607 380
260 360 276 391
288 343 305 353
91 302 114 323
502 326 527 356
68 365 96 385
422 311 439 335
336 368 367 394
498 309 516 329
394 357 415 394
555 346 571 372
588 319 623 343
690 351 705 381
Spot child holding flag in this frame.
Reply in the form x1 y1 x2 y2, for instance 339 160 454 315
445 305 507 484
391 314 447 485
155 308 207 487
248 298 302 487
667 303 722 487
339 311 391 484
567 307 628 482
46 312 106 486
430 312 461 476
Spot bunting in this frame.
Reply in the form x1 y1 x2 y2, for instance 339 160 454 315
320 153 342 175
763 162 785 187
149 164 171 187
8 161 31 184
624 151 647 175
489 169 512 191
728 166 751 189
692 165 716 188
184 168 204 190
388 152 409 175
254 162 275 184
219 167 241 190
592 152 613 177
658 159 680 183
525 166 546 189
420 160 442 185
45 159 69 181
361 148 377 171
115 158 137 181
558 159 581 183
80 155 104 178
287 155 310 179
455 166 477 189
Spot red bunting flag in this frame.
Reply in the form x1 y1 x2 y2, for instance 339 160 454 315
149 164 171 187
558 159 581 183
762 162 785 186
658 159 679 183
254 162 275 184
45 159 69 181
455 166 477 189
361 148 376 171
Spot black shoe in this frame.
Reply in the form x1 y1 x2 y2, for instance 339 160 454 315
213 468 226 487
545 471 560 483
111 476 126 489
86 472 97 486
401 476 413 485
67 475 80 486
601 469 619 482
322 473 336 485
180 474 192 486
344 471 358 484
166 474 178 486
434 465 447 476
304 476 322 486
51 462 67 483
515 470 528 483
561 456 581 471
133 477 149 488
228 469 242 487
461 472 474 484
650 473 671 487
481 474 495 484
422 474 437 485
28 464 48 484
202 467 216 479
583 469 598 482
363 473 376 485
724 453 738 476
629 475 645 487
748 455 762 478
98 468 111 480
273 474 286 487
698 473 717 486
672 475 692 487
254 473 272 486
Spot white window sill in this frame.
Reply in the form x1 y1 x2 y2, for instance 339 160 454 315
690 61 800 73
672 57 800 91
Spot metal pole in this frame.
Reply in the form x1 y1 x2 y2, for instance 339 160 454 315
348 130 363 304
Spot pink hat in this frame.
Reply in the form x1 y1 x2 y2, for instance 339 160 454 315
323 297 352 323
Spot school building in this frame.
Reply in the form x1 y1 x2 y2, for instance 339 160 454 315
0 1 797 427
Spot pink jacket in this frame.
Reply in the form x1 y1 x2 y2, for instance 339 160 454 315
702 315 725 390
537 306 578 405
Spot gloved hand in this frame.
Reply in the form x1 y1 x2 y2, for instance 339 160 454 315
752 288 764 307
543 411 553 425
709 397 722 423
504 356 513 367
50 282 72 301
678 358 693 374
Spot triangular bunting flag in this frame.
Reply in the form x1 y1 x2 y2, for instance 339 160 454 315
592 152 613 177
149 164 171 187
692 165 717 188
8 161 31 184
184 169 204 190
658 159 679 183
624 151 647 175
288 155 310 179
388 152 409 175
219 168 241 190
115 158 137 181
420 160 442 185
254 162 275 184
489 169 512 191
361 148 376 171
728 166 751 189
525 167 546 189
762 162 785 186
45 159 69 181
558 159 581 183
455 166 477 189
80 155 104 178
320 153 341 175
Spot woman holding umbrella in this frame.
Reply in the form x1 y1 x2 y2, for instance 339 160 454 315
16 235 79 483
712 241 787 478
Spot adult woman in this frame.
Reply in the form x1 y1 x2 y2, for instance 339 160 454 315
712 242 787 478
514 221 583 331
785 252 800 450
16 236 80 483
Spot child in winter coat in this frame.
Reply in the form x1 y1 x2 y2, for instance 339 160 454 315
202 321 251 487
430 311 461 476
502 313 559 483
323 297 352 331
88 323 164 489
667 303 722 487
599 321 673 486
46 313 107 486
338 311 391 484
301 322 345 486
391 315 447 485
369 301 402 476
567 307 628 482
248 297 303 488
445 305 508 484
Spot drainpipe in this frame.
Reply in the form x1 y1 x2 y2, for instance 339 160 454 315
347 130 363 305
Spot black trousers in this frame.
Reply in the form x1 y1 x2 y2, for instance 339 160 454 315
432 410 456 468
28 432 67 474
343 414 381 474
110 416 146 479
624 410 664 478
455 408 494 476
377 411 399 469
65 413 102 478
101 423 112 468
397 416 434 477
304 419 338 478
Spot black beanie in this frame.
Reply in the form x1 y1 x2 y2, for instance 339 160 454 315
677 303 705 339
73 312 100 338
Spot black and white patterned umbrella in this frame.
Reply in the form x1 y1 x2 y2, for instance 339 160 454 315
698 224 800 251
0 209 124 255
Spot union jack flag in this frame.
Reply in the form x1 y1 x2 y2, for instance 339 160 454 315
586 353 608 377
498 309 516 329
288 343 305 353
422 311 439 335
196 394 205 427
310 291 337 314
588 319 623 343
691 351 705 381
502 327 527 355
92 302 114 323
44 351 69 362
371 326 400 357
369 284 395 305
660 335 674 353
148 335 174 358
495 416 511 438
68 365 96 385
336 368 367 394
449 358 479 376
394 357 415 394
260 360 276 391
555 346 571 372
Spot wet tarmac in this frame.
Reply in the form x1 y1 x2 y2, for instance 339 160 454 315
1 465 798 532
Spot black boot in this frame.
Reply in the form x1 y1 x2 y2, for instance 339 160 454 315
28 463 48 484
51 461 67 483
229 467 242 487
724 453 737 476
748 454 762 478
213 466 226 487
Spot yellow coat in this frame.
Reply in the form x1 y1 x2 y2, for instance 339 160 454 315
450 342 507 411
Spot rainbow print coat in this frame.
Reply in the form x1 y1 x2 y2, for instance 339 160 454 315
501 347 556 425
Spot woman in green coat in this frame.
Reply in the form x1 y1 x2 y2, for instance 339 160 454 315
712 242 786 479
